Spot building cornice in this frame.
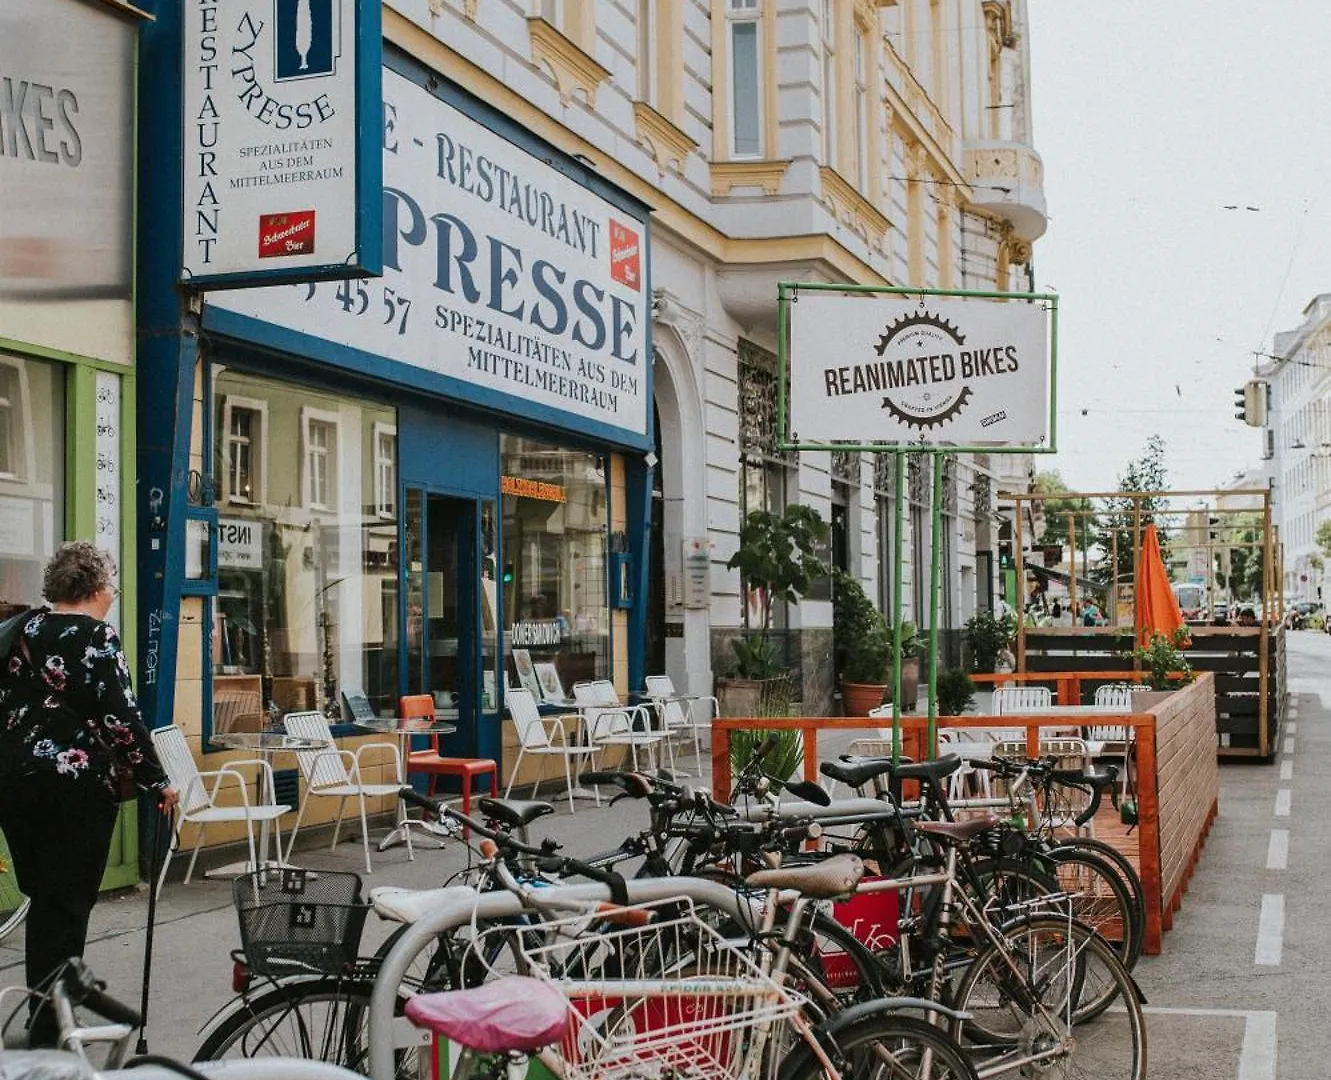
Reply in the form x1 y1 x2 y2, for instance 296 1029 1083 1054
633 101 698 176
526 16 611 107
710 160 791 197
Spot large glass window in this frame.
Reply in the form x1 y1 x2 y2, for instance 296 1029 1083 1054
211 369 398 727
500 435 610 696
0 355 63 619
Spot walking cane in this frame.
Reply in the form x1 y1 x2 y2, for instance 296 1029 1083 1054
135 796 168 1056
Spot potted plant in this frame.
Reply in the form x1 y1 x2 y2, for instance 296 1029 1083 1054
937 667 976 717
897 620 921 710
964 608 1017 674
833 570 891 715
720 504 827 770
1125 626 1195 694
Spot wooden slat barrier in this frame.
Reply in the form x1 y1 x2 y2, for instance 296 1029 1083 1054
711 671 1220 958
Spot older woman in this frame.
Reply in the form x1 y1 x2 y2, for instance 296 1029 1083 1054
0 541 177 1046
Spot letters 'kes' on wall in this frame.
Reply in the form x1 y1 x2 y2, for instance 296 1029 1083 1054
208 66 651 446
0 0 135 363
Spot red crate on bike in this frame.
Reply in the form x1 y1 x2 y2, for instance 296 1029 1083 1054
820 881 899 989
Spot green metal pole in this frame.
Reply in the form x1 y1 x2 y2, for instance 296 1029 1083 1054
892 453 906 764
928 454 944 755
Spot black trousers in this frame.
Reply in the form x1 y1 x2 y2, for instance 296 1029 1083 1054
0 772 120 1045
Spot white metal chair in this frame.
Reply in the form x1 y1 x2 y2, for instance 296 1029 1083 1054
283 711 408 874
1089 683 1145 797
573 680 671 773
150 725 291 893
504 688 602 813
643 675 716 774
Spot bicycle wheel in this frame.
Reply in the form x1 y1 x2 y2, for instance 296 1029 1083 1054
779 1009 979 1080
194 978 419 1080
951 915 1146 1080
1050 838 1146 950
1042 846 1142 975
0 864 29 943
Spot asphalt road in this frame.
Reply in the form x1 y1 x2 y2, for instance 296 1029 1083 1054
2 636 1327 1076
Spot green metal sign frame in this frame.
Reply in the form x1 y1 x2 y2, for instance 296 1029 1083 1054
775 282 1060 761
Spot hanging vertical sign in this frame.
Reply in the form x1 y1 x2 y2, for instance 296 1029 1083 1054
181 0 382 286
94 373 121 629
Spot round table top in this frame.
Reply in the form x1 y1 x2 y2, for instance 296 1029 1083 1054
353 717 459 736
209 731 331 752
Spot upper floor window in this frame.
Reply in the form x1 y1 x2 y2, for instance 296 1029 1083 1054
727 0 762 158
374 422 397 519
302 408 339 512
853 27 869 189
222 396 266 505
639 0 659 108
822 1 837 166
0 364 21 480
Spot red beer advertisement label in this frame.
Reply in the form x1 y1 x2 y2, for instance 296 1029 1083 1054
609 219 641 291
258 211 316 258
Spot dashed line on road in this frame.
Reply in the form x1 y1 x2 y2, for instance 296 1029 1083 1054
1280 760 1293 781
1255 894 1285 966
1283 736 1296 754
1274 789 1291 817
1267 829 1289 871
1134 1007 1277 1080
1285 721 1297 734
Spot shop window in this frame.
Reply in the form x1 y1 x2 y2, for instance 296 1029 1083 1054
222 396 266 505
374 422 397 519
211 370 398 727
727 0 762 158
0 355 62 619
500 435 610 694
301 408 339 512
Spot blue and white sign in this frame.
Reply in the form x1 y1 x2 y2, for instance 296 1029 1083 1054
206 66 651 444
181 0 381 286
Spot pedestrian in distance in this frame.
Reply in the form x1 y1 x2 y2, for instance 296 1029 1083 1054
1081 599 1102 627
0 541 178 1046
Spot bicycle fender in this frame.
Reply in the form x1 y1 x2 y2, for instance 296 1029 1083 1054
816 996 972 1031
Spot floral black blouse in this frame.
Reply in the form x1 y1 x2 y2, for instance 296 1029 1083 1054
1 609 167 798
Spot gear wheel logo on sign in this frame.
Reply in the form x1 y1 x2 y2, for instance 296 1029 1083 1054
874 310 972 430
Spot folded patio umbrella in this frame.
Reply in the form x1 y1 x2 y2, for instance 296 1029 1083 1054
1136 522 1187 646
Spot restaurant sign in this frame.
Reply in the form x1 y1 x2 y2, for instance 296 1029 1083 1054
788 292 1050 447
181 0 382 286
207 66 651 446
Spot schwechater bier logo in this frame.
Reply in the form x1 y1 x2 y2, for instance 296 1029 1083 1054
274 0 339 82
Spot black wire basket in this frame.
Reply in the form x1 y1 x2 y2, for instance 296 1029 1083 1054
233 869 369 978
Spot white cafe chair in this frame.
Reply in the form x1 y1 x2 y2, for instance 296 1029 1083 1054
283 710 408 874
573 680 671 774
643 674 716 774
504 688 602 813
150 725 291 894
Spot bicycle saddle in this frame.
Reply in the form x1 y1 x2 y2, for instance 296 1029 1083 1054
914 814 1000 844
886 754 962 782
745 852 865 899
477 797 556 829
405 975 569 1053
820 757 897 788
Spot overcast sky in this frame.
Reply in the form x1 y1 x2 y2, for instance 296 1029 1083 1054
1026 0 1331 493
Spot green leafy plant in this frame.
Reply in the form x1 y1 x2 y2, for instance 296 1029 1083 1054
730 634 786 680
964 609 1017 673
1124 627 1195 691
833 570 891 684
897 620 921 660
937 668 976 716
729 727 803 783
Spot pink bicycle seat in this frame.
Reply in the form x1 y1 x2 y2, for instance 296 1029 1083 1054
405 976 570 1053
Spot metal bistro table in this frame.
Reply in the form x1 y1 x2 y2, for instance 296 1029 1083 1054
205 731 333 876
352 717 459 851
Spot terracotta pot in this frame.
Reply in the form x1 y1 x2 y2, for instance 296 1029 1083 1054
716 678 763 718
842 681 888 716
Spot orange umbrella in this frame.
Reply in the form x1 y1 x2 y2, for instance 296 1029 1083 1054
1136 523 1187 646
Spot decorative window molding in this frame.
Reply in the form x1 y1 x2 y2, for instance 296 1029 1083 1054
711 159 790 196
738 339 795 465
820 165 889 243
221 395 268 506
831 449 859 484
527 16 610 107
634 101 697 175
873 453 897 495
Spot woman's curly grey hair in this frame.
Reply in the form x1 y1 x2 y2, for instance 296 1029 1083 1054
43 541 116 605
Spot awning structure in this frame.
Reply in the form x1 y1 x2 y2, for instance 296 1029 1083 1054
1026 563 1102 593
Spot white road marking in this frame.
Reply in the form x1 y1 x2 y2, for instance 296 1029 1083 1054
1274 789 1291 817
1280 760 1293 781
1285 721 1297 734
1132 1006 1277 1080
1283 736 1295 754
1255 894 1285 966
1267 829 1289 870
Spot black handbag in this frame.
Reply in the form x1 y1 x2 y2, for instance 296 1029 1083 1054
0 608 33 669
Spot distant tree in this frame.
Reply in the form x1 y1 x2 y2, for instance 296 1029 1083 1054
1032 470 1096 551
1317 519 1331 561
1090 435 1171 588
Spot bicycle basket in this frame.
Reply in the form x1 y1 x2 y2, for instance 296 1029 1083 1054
489 898 802 1080
233 869 368 978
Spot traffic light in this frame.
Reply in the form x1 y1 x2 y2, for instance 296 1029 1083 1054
1235 380 1269 427
998 537 1013 569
